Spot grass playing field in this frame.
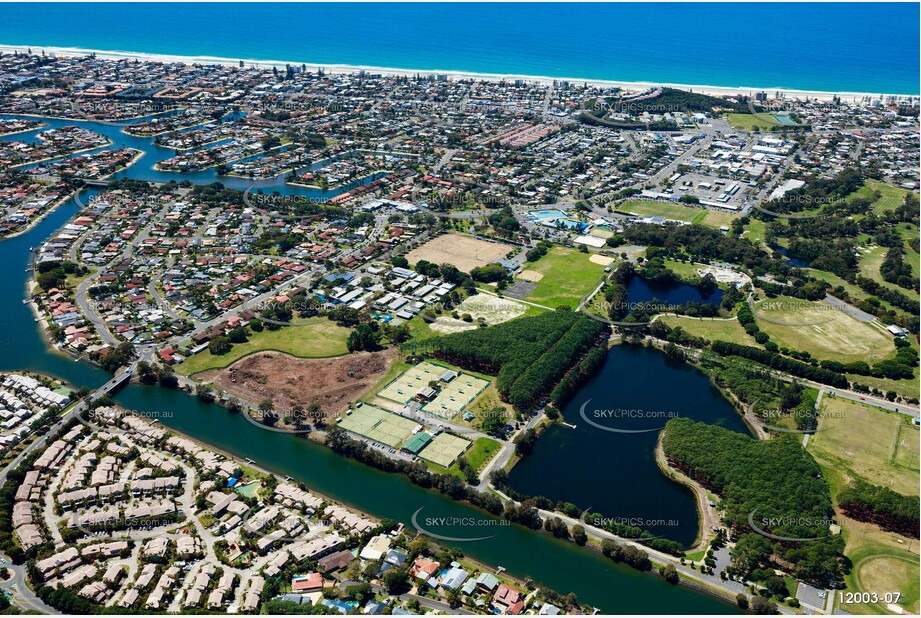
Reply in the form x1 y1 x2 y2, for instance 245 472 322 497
727 113 782 131
464 437 502 472
616 199 701 223
809 396 918 497
752 295 895 364
838 522 920 615
807 398 921 615
518 246 607 309
658 314 757 346
178 317 350 375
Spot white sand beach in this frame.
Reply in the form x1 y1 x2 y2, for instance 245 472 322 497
1 43 915 102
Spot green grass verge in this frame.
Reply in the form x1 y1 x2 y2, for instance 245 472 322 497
178 317 350 375
465 437 502 472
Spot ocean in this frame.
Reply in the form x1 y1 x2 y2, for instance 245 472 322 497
0 3 917 95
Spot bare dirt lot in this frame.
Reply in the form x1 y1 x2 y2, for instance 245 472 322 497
406 234 513 272
201 349 397 419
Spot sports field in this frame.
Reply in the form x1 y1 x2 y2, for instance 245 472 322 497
806 397 921 616
428 293 526 334
337 404 418 447
378 361 450 404
517 246 607 309
419 432 471 467
405 233 513 272
377 361 489 418
727 113 782 131
658 315 757 346
752 296 895 364
808 396 918 497
616 199 701 223
421 373 490 419
839 521 920 616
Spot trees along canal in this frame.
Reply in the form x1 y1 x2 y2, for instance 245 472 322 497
0 123 738 612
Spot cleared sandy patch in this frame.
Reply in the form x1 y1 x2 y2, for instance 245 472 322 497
589 254 615 266
406 233 513 272
429 293 527 333
518 269 544 282
201 349 396 419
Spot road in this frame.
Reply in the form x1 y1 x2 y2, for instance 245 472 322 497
0 563 59 614
0 364 136 614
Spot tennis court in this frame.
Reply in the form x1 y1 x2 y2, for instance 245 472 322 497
378 361 451 405
419 433 471 467
338 404 418 447
421 373 490 419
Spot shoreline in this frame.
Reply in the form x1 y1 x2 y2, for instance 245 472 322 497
2 43 918 101
654 434 716 556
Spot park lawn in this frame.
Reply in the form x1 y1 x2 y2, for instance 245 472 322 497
838 520 920 615
742 218 767 246
904 243 919 278
616 199 702 223
727 113 781 131
66 267 97 288
806 268 909 318
658 315 757 346
465 437 502 472
698 209 740 229
752 295 895 364
808 396 919 497
848 179 914 214
846 370 920 402
663 259 704 279
858 246 920 302
178 317 350 375
521 246 607 309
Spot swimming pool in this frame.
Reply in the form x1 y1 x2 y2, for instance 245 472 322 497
529 209 568 220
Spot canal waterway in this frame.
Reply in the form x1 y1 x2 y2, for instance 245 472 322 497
0 118 738 613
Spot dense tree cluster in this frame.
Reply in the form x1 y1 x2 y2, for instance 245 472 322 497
35 260 86 291
662 418 844 586
838 479 919 538
710 341 849 388
94 342 136 374
418 310 610 411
